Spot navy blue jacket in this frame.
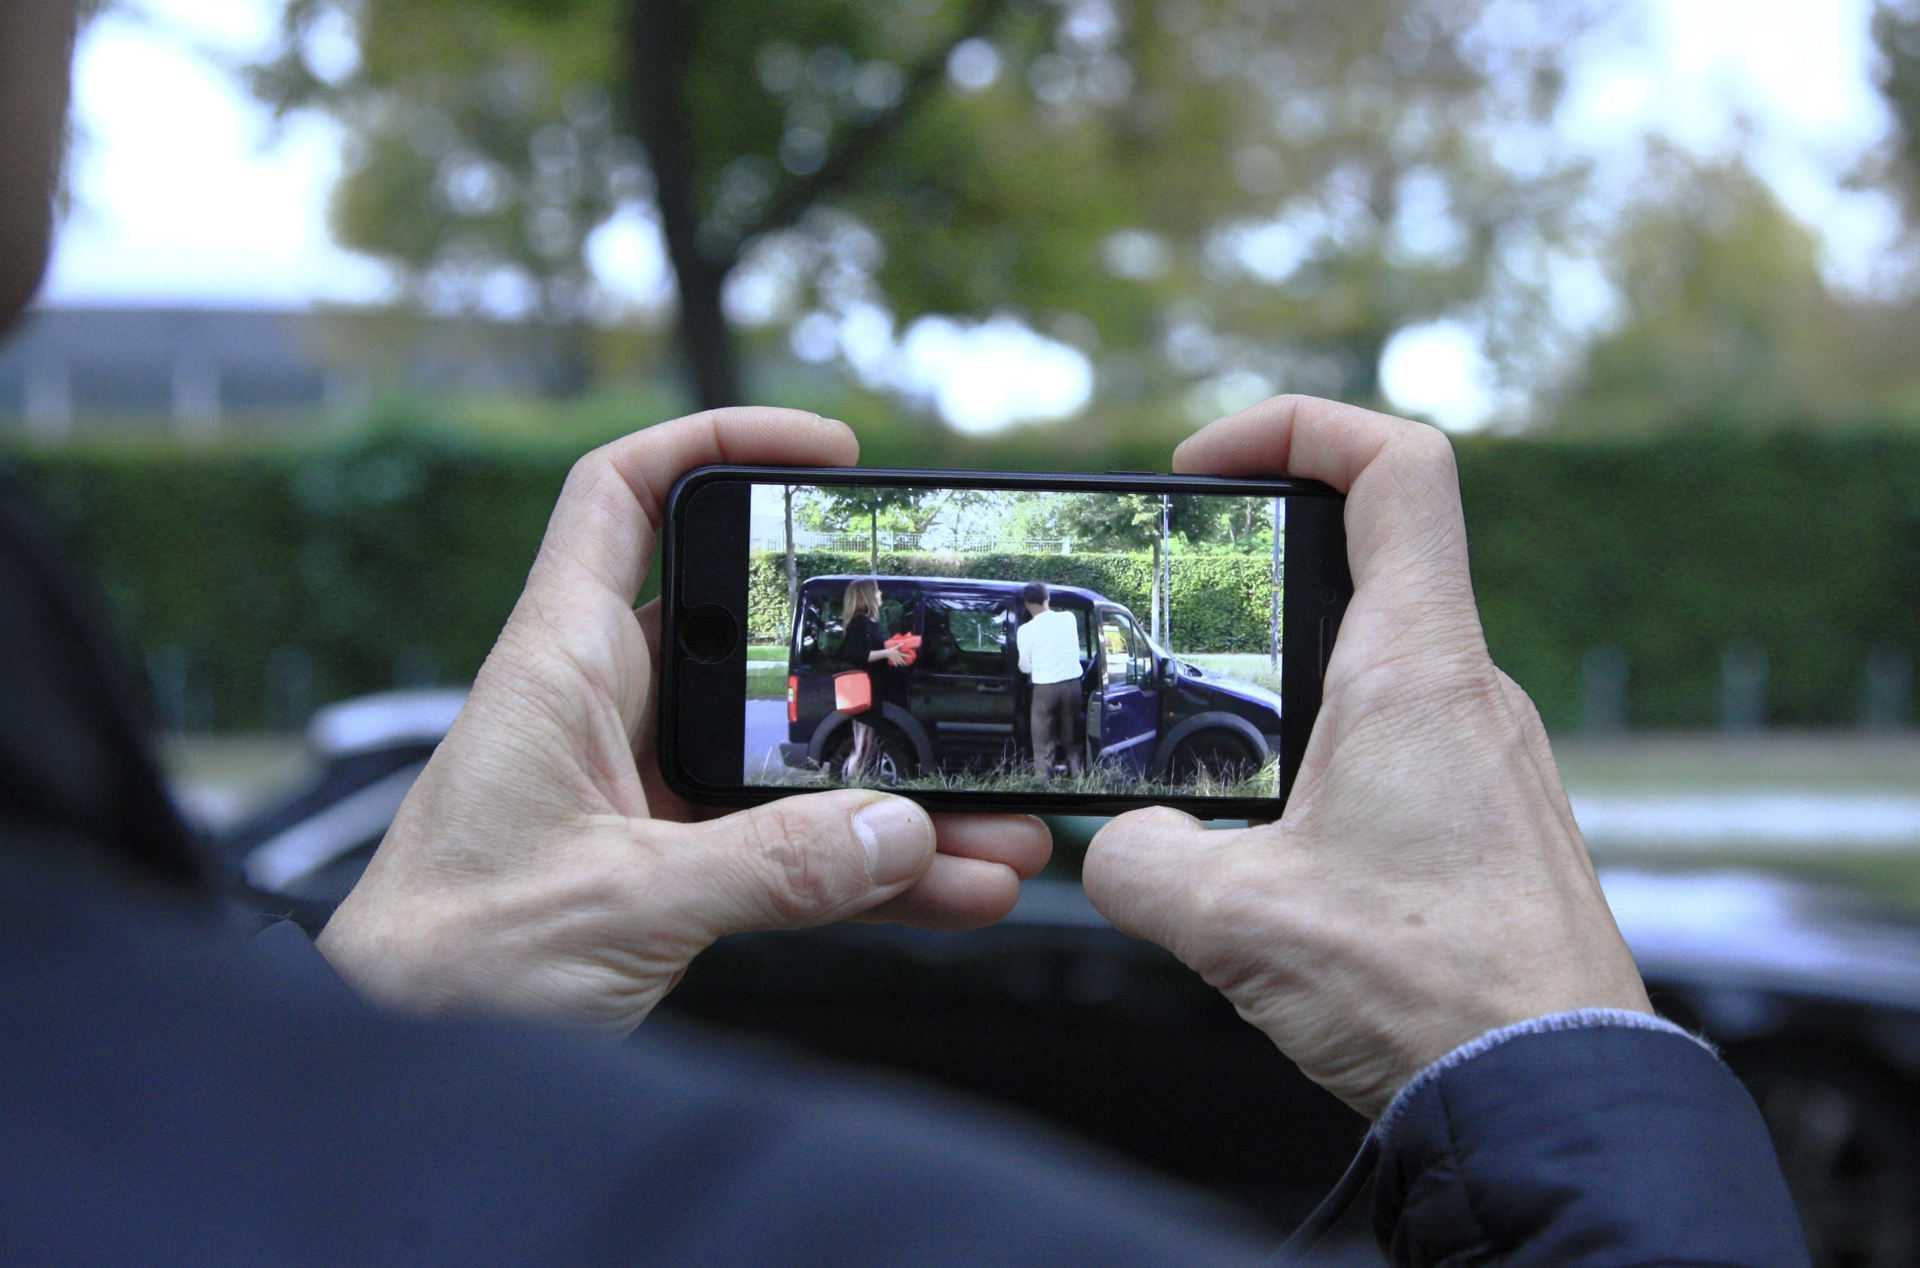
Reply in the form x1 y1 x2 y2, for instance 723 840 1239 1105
0 468 1811 1266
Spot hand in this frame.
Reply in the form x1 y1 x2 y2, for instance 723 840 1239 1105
318 408 1050 1036
1082 396 1650 1120
881 648 911 666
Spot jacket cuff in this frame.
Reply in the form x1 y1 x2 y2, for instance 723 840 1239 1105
1372 1023 1808 1268
1373 1009 1711 1138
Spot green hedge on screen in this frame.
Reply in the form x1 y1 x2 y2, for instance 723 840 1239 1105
745 551 1277 653
9 427 1920 731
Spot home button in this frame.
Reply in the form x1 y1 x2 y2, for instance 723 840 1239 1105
680 605 739 664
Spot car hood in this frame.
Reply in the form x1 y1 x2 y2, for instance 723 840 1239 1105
1600 867 1920 1011
1180 663 1282 717
1000 868 1920 1014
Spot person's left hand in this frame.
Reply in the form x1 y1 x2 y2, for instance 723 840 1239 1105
316 409 1051 1036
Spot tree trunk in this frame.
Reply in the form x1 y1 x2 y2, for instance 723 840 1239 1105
623 0 743 410
784 485 797 640
1270 495 1282 671
1150 533 1163 647
1159 495 1172 651
870 503 878 571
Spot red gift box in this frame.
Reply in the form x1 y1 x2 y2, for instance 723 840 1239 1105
884 632 922 665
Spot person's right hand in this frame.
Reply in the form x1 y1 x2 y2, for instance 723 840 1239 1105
881 648 911 666
1083 396 1652 1121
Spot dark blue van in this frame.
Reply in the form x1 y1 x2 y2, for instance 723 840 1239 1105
779 575 1283 783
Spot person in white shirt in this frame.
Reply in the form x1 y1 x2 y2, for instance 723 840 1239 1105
1015 581 1084 783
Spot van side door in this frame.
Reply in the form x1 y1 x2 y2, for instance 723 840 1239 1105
916 593 1019 769
1089 606 1160 774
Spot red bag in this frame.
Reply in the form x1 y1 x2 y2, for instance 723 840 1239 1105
884 632 923 665
834 670 872 715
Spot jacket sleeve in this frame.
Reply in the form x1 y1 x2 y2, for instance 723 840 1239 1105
1373 1020 1809 1268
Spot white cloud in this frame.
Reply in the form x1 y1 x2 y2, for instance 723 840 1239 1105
1559 0 1900 294
1380 321 1495 431
586 205 672 310
893 315 1094 434
43 0 389 307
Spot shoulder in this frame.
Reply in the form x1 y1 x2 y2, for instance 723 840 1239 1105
25 888 1267 1267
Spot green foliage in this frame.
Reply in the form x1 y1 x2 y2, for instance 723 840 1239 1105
14 426 1920 731
1457 430 1920 730
7 436 571 729
1546 156 1920 435
746 549 1275 653
248 0 1596 410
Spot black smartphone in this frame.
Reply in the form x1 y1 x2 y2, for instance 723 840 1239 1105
660 466 1349 817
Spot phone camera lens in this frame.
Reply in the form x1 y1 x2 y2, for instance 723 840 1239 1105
680 605 739 664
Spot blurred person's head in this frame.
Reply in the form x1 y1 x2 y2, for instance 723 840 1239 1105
1022 581 1049 615
0 1 81 335
845 579 881 624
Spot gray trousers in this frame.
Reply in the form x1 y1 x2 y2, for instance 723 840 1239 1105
1030 679 1083 780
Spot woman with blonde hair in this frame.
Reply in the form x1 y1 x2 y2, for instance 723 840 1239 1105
841 578 909 780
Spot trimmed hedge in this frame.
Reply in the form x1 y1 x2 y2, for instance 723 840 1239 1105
746 551 1277 652
8 437 573 729
1456 431 1920 731
9 427 1920 732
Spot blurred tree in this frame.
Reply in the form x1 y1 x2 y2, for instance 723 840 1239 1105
1870 1 1920 220
248 1 643 395
250 0 1595 418
1546 154 1920 435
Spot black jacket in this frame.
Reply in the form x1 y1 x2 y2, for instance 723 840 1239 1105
842 612 907 707
1375 1025 1808 1266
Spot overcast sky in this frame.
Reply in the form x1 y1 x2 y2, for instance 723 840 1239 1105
35 0 1906 431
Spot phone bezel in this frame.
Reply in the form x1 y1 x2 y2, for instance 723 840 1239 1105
660 465 1349 818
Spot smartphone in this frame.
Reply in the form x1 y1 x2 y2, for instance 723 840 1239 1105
660 466 1349 817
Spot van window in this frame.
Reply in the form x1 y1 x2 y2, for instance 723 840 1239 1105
798 589 910 671
921 598 1011 676
1099 609 1153 687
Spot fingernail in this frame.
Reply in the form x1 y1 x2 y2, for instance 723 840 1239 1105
853 798 931 886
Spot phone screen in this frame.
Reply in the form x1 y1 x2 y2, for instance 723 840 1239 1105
664 467 1346 813
725 478 1322 804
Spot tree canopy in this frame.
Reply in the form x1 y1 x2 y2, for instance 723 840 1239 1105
249 0 1597 424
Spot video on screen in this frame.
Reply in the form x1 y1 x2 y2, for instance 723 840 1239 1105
745 483 1286 799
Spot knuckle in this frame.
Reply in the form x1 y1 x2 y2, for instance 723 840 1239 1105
741 801 852 924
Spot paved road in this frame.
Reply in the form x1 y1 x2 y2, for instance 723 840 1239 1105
745 699 790 783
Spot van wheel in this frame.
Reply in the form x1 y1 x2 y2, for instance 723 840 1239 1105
824 726 917 785
1167 732 1259 786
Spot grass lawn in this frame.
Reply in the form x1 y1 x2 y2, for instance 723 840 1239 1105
157 716 1920 915
1554 733 1920 914
755 755 1281 803
747 644 786 697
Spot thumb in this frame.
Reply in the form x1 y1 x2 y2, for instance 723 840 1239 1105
677 791 936 937
1082 805 1222 950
